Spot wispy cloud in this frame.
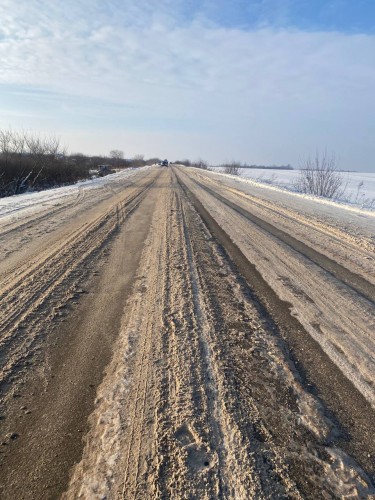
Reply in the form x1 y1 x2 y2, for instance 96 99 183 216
0 1 374 168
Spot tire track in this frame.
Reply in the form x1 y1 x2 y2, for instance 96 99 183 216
0 175 158 395
176 169 375 406
180 187 374 497
0 170 153 277
62 167 374 498
63 170 171 500
120 250 164 499
197 172 375 259
191 176 375 305
174 167 375 484
153 188 223 499
176 175 298 498
0 185 87 238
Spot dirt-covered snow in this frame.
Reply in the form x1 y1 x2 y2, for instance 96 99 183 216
0 165 374 499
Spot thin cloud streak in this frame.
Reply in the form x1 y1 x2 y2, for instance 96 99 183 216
0 1 374 170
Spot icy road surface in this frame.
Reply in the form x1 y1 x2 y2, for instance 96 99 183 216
0 166 374 499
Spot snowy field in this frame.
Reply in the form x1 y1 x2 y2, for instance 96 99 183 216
212 168 375 210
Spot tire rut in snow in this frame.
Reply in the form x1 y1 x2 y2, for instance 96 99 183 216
175 167 375 488
65 168 374 498
192 177 375 306
0 177 155 399
177 168 375 409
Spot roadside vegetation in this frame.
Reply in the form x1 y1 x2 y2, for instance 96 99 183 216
222 162 243 175
0 129 158 198
0 129 81 197
295 152 346 199
2 131 369 207
179 153 359 203
175 159 210 170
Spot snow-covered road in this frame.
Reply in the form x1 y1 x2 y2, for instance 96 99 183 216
179 167 375 406
0 165 374 498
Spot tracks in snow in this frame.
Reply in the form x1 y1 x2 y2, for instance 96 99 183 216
65 168 374 499
1 167 374 498
175 168 375 405
193 177 375 304
0 174 157 396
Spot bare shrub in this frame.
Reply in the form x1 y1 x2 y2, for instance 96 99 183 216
222 162 242 176
192 159 209 170
127 154 144 168
0 129 88 197
295 152 346 198
172 159 192 166
145 157 161 166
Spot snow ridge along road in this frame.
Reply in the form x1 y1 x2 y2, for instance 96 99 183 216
0 166 374 498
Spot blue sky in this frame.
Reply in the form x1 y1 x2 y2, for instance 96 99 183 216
0 0 374 171
182 0 375 33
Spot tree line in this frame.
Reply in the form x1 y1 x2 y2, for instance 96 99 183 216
0 130 157 197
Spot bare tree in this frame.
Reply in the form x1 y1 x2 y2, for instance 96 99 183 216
24 132 63 169
223 161 242 176
192 158 209 170
110 149 124 168
0 129 13 165
295 151 346 199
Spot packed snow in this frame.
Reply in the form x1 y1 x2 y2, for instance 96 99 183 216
0 166 151 222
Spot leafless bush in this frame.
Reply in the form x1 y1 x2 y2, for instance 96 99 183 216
295 152 346 198
131 154 146 168
341 181 375 209
0 129 87 197
222 162 242 176
192 158 209 170
145 157 161 166
172 159 192 166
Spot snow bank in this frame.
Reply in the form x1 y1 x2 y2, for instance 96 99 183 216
211 168 375 212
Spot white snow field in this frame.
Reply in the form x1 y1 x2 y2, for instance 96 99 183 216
213 167 375 210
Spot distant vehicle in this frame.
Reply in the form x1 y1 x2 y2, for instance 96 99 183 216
162 159 168 166
97 165 114 176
